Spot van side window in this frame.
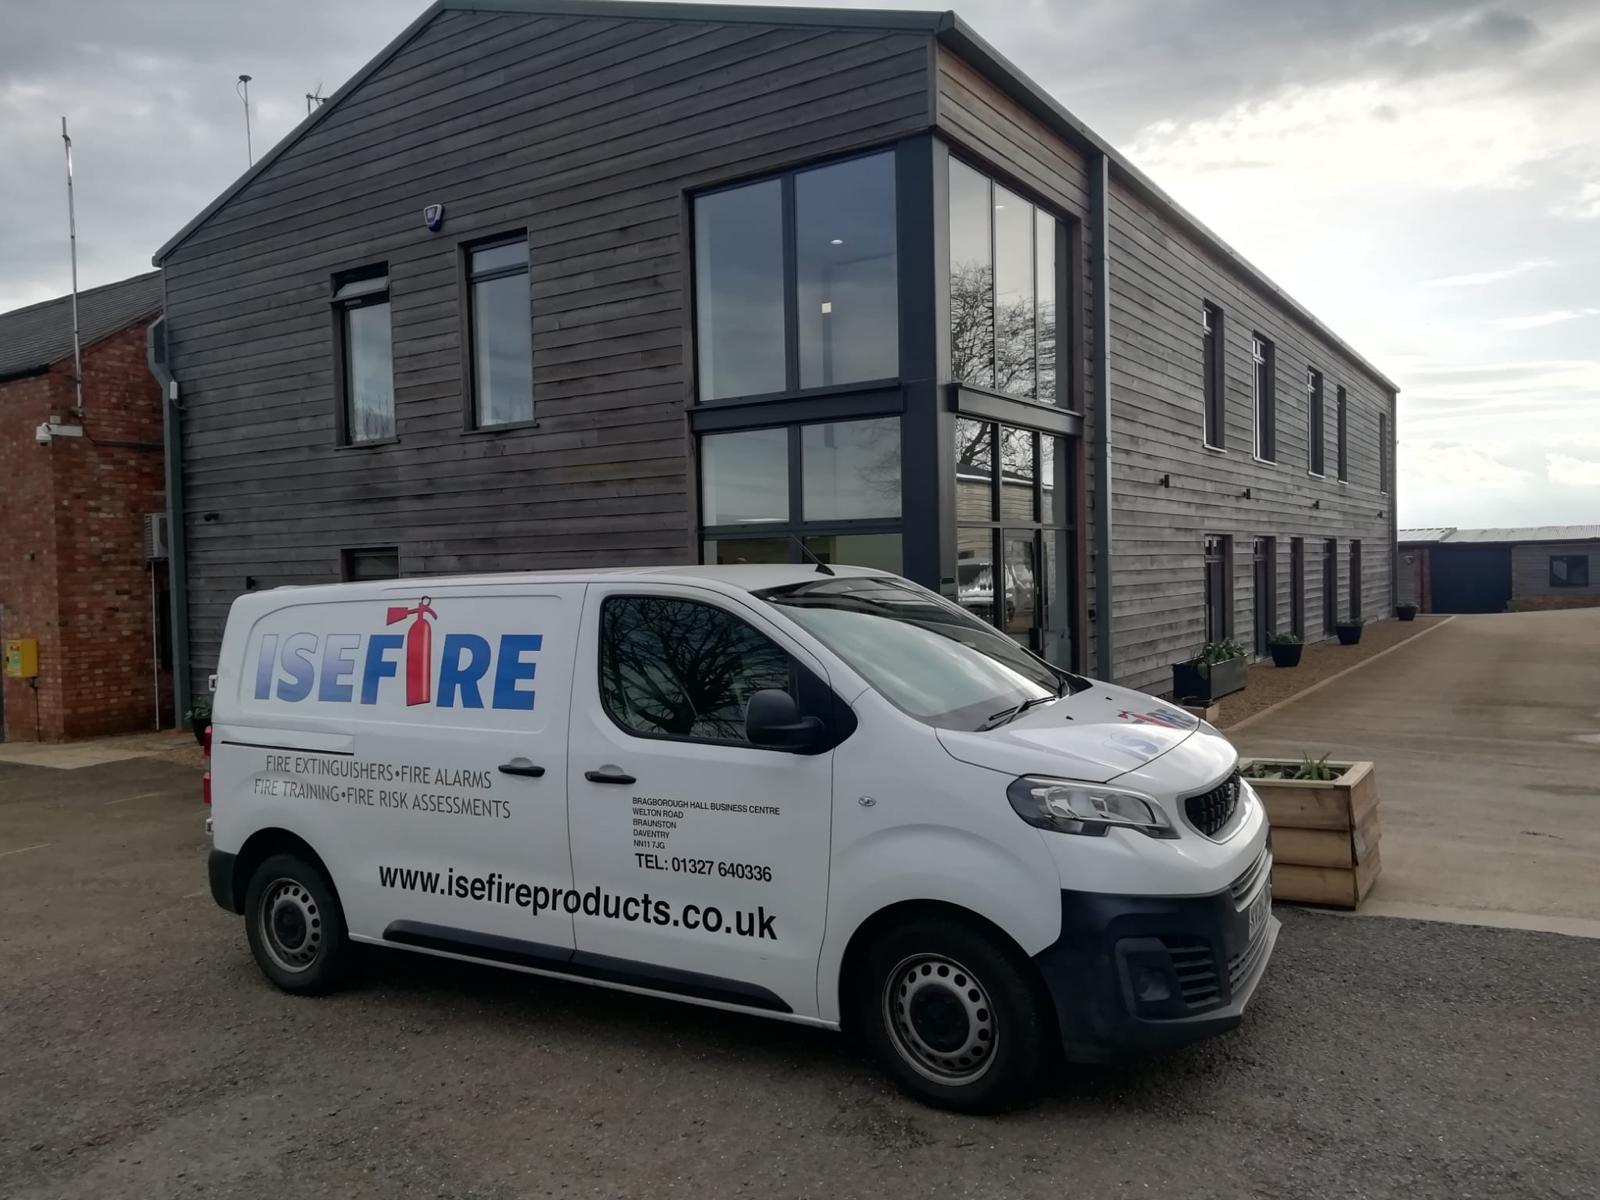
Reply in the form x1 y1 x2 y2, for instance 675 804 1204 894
600 596 792 743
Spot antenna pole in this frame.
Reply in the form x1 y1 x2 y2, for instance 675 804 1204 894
237 74 254 166
61 117 83 417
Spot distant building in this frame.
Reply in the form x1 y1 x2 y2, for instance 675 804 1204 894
1399 526 1600 614
0 271 171 741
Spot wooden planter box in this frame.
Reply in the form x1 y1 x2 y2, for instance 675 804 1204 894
1171 655 1247 705
1241 759 1381 909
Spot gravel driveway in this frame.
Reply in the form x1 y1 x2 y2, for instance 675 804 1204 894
2 756 1596 1199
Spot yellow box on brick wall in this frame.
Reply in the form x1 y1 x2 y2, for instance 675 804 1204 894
5 638 38 678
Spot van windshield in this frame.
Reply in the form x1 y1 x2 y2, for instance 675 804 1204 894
756 576 1081 730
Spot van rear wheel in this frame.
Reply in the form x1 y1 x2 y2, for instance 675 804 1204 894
857 916 1050 1112
243 853 350 994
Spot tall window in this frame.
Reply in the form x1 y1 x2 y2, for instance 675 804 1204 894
1322 538 1338 634
1379 412 1390 493
467 236 533 427
700 416 902 572
694 151 898 401
1252 537 1276 657
333 267 394 443
955 418 1076 666
1307 367 1325 476
1202 303 1224 448
1253 335 1276 461
1349 539 1362 619
949 159 1060 405
1336 385 1348 482
1204 535 1232 642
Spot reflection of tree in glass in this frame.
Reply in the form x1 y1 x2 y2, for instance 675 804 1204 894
601 598 790 740
951 263 1041 399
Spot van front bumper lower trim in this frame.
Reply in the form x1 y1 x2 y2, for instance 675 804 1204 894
1034 876 1279 1062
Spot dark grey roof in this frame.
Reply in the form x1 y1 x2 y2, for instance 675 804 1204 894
0 270 163 382
152 0 1396 392
1400 526 1600 546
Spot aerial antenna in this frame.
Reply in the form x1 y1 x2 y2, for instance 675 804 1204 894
790 535 835 576
306 83 326 115
60 117 83 417
236 74 254 166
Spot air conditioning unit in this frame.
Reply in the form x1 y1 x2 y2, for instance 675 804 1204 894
144 512 170 561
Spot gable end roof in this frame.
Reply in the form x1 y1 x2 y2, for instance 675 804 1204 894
0 270 164 382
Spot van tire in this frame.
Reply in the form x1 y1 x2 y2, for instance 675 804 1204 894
856 917 1048 1112
243 853 350 995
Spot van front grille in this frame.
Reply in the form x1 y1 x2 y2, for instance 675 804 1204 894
1184 770 1241 839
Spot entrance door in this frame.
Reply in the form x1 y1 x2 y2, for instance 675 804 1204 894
1322 539 1338 634
1003 530 1039 649
565 584 836 1016
1252 538 1275 657
1430 545 1513 613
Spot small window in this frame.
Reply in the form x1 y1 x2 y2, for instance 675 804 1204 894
342 546 399 581
1253 335 1276 461
467 236 533 427
1202 303 1224 448
1550 555 1590 588
600 596 793 743
1335 385 1348 482
1379 412 1390 493
333 267 394 444
1307 368 1325 476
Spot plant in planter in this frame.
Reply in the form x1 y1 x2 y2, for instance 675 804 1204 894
185 695 213 746
1266 630 1304 668
1334 617 1365 646
1241 755 1381 908
1171 638 1248 705
1396 602 1418 622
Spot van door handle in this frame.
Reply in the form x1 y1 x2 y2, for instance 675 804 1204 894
584 767 636 785
497 758 546 778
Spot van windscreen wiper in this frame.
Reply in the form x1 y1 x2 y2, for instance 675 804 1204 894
977 693 1057 731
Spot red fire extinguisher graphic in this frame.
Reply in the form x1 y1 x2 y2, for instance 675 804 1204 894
385 597 437 707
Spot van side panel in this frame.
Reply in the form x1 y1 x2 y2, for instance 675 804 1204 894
211 583 584 954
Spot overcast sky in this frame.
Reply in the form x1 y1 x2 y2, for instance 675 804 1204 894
2 0 1596 528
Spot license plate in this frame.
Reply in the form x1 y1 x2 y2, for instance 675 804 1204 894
1247 886 1270 941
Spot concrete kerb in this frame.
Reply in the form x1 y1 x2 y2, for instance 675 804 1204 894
1221 616 1456 735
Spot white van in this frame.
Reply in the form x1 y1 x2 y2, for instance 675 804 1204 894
206 565 1276 1111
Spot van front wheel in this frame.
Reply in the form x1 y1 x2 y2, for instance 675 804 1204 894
243 853 350 994
857 917 1049 1112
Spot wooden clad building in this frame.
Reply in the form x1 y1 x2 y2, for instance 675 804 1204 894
153 0 1396 710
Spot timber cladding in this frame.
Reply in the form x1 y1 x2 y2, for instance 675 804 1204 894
161 9 933 686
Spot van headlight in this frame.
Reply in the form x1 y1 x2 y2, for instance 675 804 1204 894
1006 776 1177 840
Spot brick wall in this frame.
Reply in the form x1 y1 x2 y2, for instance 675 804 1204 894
0 322 170 741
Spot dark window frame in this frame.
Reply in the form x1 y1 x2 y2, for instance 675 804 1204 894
1379 411 1390 493
1349 539 1362 619
1549 554 1590 588
946 152 1073 412
460 230 534 432
690 146 902 408
1252 536 1276 657
1322 537 1338 634
1204 534 1234 643
330 264 395 447
1307 367 1326 476
1335 385 1349 482
596 593 820 752
1289 536 1305 637
1253 334 1276 461
1202 302 1225 449
341 546 400 582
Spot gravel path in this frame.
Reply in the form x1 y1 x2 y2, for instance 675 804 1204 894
3 756 1596 1200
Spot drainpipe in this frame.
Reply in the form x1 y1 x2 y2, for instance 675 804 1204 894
1088 151 1114 681
146 307 191 728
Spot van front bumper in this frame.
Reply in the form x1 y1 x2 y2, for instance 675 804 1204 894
208 847 241 914
1034 850 1278 1061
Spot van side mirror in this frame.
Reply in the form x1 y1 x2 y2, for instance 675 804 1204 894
745 689 823 752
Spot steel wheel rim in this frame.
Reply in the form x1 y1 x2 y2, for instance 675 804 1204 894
258 878 323 973
882 953 997 1086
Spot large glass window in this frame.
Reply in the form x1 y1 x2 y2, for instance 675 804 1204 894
954 419 1078 667
701 416 903 570
694 152 897 402
949 160 1062 405
1253 335 1276 461
333 269 394 444
600 596 792 743
796 154 898 388
694 180 785 400
467 237 533 427
700 428 788 526
802 417 900 521
1307 367 1326 476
